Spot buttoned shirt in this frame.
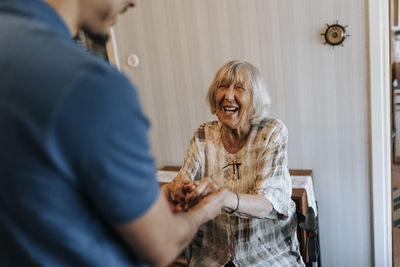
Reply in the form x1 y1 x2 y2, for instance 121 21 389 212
179 118 304 267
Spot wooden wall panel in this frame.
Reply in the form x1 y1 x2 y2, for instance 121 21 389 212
112 1 370 266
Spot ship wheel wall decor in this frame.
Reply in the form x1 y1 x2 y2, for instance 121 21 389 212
321 21 350 47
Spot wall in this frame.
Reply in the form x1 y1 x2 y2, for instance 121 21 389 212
112 1 370 266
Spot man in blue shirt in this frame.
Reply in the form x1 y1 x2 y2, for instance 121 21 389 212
0 0 227 266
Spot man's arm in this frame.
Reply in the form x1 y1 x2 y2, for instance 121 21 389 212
115 188 227 267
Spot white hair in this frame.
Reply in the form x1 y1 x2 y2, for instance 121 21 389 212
206 60 271 125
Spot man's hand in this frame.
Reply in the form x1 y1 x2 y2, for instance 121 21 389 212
184 177 218 209
189 188 228 224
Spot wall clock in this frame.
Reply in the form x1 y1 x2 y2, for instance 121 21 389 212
321 21 350 47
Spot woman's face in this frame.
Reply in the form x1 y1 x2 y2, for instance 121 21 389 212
215 72 252 131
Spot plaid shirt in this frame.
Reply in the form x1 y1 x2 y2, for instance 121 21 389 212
178 118 304 267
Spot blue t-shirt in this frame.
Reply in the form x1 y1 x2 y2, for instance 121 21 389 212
0 0 160 266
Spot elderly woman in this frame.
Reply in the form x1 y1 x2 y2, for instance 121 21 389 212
164 60 304 267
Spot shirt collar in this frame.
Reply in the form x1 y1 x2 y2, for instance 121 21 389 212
0 0 71 40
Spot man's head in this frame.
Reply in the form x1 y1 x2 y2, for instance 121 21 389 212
45 0 136 42
78 0 136 42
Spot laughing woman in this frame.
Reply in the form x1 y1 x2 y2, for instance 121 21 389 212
164 60 304 267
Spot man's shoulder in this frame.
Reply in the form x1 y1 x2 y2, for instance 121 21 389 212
0 13 135 134
5 14 121 85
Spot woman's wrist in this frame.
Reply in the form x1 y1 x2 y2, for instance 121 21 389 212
223 191 240 214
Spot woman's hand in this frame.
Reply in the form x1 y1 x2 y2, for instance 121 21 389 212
162 174 189 212
163 176 219 212
184 177 218 210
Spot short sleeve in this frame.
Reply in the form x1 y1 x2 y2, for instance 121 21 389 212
253 121 292 220
47 64 159 224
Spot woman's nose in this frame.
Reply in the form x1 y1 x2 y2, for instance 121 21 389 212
224 85 235 100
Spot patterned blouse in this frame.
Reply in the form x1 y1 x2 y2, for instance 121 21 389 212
178 118 304 267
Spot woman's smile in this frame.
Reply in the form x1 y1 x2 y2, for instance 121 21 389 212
221 101 239 117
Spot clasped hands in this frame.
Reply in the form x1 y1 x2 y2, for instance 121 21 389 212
163 176 220 212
